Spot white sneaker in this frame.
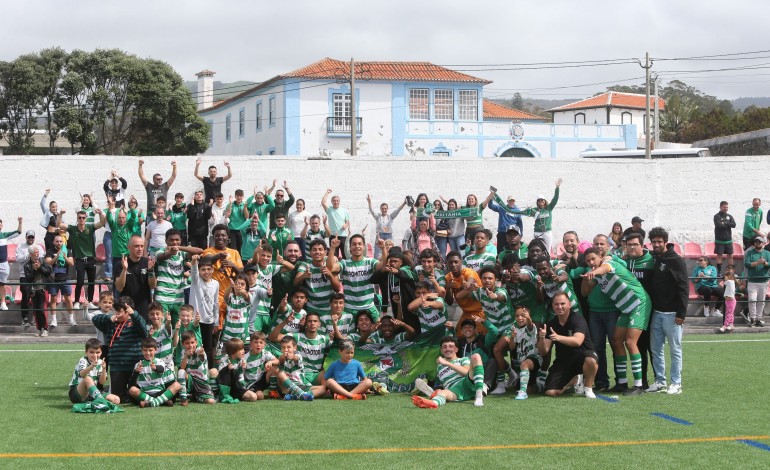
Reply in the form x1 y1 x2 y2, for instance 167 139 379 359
41 329 48 337
711 309 723 318
49 314 58 328
666 383 682 395
504 369 518 388
473 397 484 407
645 382 667 393
413 378 434 397
515 391 528 400
87 302 98 310
0 303 7 311
68 315 78 326
584 388 596 399
703 308 710 317
574 374 585 396
490 382 507 395
73 302 81 310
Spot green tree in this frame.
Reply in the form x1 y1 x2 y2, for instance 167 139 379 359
511 92 524 109
0 56 43 154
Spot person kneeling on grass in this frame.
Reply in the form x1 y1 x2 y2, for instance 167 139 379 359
128 337 181 407
177 331 216 406
537 292 598 399
265 336 315 401
412 336 486 408
69 338 120 405
325 340 373 400
216 338 258 403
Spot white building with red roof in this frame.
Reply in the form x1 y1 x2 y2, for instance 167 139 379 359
198 58 636 158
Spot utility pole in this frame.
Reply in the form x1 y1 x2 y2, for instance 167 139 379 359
642 52 652 159
350 57 357 156
653 75 660 148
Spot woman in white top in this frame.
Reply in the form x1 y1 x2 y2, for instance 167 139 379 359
287 198 308 259
367 194 407 259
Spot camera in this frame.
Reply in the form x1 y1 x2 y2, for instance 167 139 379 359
405 195 415 207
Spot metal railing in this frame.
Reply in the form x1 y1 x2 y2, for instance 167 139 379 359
326 116 362 134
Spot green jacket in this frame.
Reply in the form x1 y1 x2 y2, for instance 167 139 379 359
744 247 770 282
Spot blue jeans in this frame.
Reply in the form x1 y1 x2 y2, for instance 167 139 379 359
650 311 683 385
448 235 464 254
374 232 392 259
589 310 620 387
435 236 449 259
102 231 113 278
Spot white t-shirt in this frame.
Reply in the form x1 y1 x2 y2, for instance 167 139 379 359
723 279 735 298
145 219 172 250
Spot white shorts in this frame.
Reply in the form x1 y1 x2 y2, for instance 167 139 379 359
0 262 9 283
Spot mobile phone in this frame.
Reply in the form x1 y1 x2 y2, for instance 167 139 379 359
489 185 497 192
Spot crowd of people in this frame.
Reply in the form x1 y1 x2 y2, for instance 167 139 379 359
2 159 766 410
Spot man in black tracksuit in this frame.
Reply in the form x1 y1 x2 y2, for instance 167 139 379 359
647 227 689 394
713 201 736 274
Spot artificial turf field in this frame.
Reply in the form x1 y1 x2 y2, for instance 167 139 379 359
1 335 768 469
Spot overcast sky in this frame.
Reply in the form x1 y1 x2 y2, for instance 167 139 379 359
3 0 768 100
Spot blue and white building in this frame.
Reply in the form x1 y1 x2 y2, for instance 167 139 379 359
198 58 636 158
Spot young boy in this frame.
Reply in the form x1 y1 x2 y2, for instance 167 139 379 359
168 193 189 245
267 336 315 401
177 331 216 405
189 255 220 369
219 275 252 361
69 338 120 405
154 229 203 324
91 297 147 403
412 336 486 408
147 302 175 371
462 229 497 272
272 288 308 335
325 340 373 400
243 264 272 335
510 305 541 400
407 281 448 336
216 338 258 403
324 292 355 339
174 305 201 365
85 291 114 363
128 337 181 407
243 331 278 400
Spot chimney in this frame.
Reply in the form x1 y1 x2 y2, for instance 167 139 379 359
195 69 216 110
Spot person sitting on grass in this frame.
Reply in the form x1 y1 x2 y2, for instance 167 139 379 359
510 305 541 400
177 331 216 406
128 337 181 408
91 297 147 404
216 338 257 403
243 331 278 400
266 336 315 401
325 340 373 400
537 292 598 399
68 338 120 405
412 336 486 408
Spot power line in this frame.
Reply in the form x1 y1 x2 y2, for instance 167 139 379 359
653 49 770 61
439 57 638 67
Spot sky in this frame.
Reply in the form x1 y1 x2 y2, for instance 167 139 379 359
3 0 769 101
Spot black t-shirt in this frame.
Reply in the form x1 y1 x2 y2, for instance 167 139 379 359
202 177 224 203
622 227 646 241
186 202 213 236
547 311 594 362
119 257 152 318
144 182 170 214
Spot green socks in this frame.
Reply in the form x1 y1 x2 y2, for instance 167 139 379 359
87 385 103 401
150 389 174 407
282 379 304 398
269 376 278 390
431 395 447 407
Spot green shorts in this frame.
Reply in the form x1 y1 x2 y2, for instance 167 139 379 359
159 302 183 324
300 371 321 387
616 303 651 331
447 375 476 402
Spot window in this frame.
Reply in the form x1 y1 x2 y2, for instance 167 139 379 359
433 89 454 120
621 111 632 124
225 114 232 142
269 97 276 126
238 108 245 137
409 89 429 120
256 102 263 130
574 112 586 124
333 93 351 118
458 90 478 121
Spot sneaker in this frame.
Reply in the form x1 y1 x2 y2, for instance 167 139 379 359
515 391 528 400
748 319 756 328
756 319 766 327
179 399 189 407
504 370 518 389
267 390 280 399
0 303 7 311
284 394 295 401
482 383 489 397
711 309 722 318
371 382 389 396
21 320 31 328
717 326 727 334
473 397 484 407
49 314 58 328
608 382 628 393
666 383 682 395
726 324 734 332
351 393 366 400
87 302 98 310
333 393 347 400
411 395 437 409
41 329 48 337
703 308 710 317
490 382 507 395
584 388 597 399
624 386 644 396
414 378 435 397
574 374 584 396
300 392 314 401
594 383 610 392
36 329 43 337
739 309 751 325
73 302 81 310
645 382 667 393
68 315 78 327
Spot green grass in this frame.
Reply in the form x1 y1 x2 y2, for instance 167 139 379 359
1 336 769 469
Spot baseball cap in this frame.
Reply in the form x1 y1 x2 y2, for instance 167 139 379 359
631 216 644 224
25 230 35 238
754 235 765 243
460 319 477 328
506 195 515 202
506 225 520 234
536 194 546 201
243 263 259 273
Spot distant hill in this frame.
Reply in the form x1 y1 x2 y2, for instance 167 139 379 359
489 97 577 119
184 80 259 102
732 97 770 111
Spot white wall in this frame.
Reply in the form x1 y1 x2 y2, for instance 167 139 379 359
3 155 763 249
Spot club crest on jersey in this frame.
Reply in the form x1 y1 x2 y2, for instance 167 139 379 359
658 263 667 271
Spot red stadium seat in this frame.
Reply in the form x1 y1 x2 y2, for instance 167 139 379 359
6 244 17 263
684 242 703 260
688 283 699 300
366 243 373 258
733 243 744 259
95 243 106 263
672 242 683 255
704 242 716 257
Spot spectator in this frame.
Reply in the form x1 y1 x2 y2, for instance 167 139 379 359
462 193 492 242
186 190 213 249
15 230 46 326
487 193 524 249
508 179 562 253
287 199 308 260
105 196 138 297
115 235 156 320
367 194 407 260
713 201 736 274
209 193 228 246
608 222 623 249
321 189 351 260
138 159 176 215
693 257 724 318
144 207 172 256
622 216 646 241
268 181 296 230
444 199 466 254
195 158 231 202
44 234 74 329
103 170 128 209
23 246 52 338
433 200 450 259
39 189 59 251
58 208 105 310
743 198 763 249
743 236 770 327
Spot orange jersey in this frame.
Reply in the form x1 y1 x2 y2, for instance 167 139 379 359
445 268 484 317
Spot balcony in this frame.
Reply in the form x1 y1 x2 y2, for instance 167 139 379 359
326 117 362 136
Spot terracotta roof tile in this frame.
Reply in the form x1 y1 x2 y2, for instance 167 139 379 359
482 100 546 121
548 92 665 112
281 58 491 84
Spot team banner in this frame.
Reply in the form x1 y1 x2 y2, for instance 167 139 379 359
415 207 478 219
324 328 449 392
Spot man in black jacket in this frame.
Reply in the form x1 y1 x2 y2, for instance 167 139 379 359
647 227 689 395
713 201 736 274
186 190 213 249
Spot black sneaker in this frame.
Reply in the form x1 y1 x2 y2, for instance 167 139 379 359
748 320 755 328
756 319 766 327
739 309 751 325
21 320 32 328
608 383 629 393
624 386 644 396
594 383 610 392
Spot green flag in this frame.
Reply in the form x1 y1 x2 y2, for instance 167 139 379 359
416 207 478 219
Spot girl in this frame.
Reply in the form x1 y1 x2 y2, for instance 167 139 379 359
80 194 96 225
39 189 59 252
719 267 737 333
445 199 465 254
406 217 439 255
411 193 435 231
462 193 492 241
367 194 407 259
287 198 307 259
609 222 623 249
433 200 450 259
693 257 724 317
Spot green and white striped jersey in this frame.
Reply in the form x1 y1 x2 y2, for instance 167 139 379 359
133 358 175 394
273 308 306 335
154 250 187 305
182 351 209 381
297 261 333 315
320 311 355 337
289 332 332 374
594 259 650 315
279 353 304 383
414 266 446 293
542 269 582 315
243 350 276 387
338 258 378 311
221 293 251 344
416 296 448 333
436 356 469 389
151 325 174 369
471 287 514 332
512 323 539 361
463 252 497 272
69 357 103 388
